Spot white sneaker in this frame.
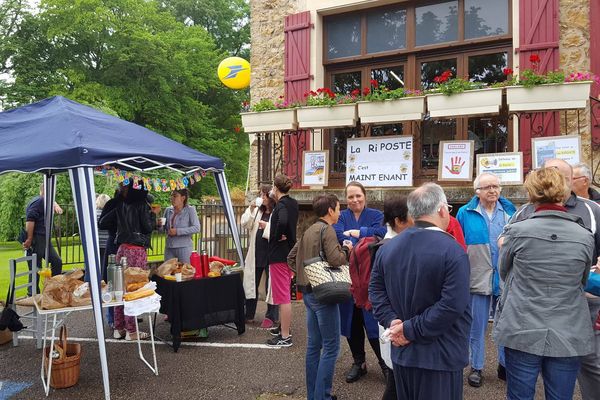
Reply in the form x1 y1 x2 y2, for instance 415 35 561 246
113 329 126 339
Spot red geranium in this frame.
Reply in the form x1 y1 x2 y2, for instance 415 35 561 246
370 79 379 88
350 89 361 97
362 87 371 96
529 54 541 64
502 68 513 76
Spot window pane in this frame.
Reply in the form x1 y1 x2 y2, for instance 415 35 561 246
331 128 359 173
415 1 458 46
367 7 407 53
465 0 508 39
468 52 508 85
327 14 361 59
371 123 404 136
371 66 404 90
421 119 456 170
468 117 508 156
420 59 457 90
332 71 361 95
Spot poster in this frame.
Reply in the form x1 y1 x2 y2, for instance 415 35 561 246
438 140 474 181
346 136 413 187
476 152 523 185
302 151 328 186
532 135 581 169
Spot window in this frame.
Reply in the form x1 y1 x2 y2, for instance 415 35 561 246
421 59 457 90
371 66 405 90
367 7 407 53
468 52 508 84
327 14 361 59
323 1 512 185
415 1 458 46
465 0 509 39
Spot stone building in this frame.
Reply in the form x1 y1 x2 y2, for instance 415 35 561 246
245 0 600 210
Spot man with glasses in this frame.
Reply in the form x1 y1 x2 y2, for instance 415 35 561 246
503 158 600 400
572 162 600 202
456 172 516 388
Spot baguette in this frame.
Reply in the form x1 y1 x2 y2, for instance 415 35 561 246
123 289 155 301
127 282 147 292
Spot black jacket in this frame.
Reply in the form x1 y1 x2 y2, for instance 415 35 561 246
268 195 299 263
99 197 153 248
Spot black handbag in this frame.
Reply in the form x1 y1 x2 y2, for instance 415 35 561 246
0 278 25 332
303 224 352 305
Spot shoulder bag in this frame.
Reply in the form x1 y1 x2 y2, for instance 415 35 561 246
303 224 352 304
0 276 24 332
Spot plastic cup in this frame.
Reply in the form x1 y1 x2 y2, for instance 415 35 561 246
114 291 123 302
175 272 182 282
159 217 166 226
255 197 263 207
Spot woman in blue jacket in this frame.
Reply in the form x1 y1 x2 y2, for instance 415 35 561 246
333 181 388 383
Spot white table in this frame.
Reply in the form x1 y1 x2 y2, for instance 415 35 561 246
34 299 158 396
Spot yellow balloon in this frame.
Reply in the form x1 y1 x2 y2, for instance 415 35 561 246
217 57 251 89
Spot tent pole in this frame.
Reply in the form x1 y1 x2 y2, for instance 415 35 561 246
214 171 245 267
43 173 57 271
69 167 111 400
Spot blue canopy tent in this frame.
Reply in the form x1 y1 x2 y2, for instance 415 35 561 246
0 96 244 399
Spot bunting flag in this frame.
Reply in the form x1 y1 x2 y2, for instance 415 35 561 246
94 166 204 192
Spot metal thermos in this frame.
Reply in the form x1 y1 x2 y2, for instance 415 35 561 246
107 254 117 291
114 261 125 301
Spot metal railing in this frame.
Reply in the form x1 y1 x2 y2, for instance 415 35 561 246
51 204 250 266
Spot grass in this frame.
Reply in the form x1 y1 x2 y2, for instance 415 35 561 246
0 240 167 300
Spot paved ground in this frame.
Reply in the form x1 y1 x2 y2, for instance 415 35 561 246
0 301 582 400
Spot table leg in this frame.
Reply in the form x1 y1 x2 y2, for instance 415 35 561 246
40 314 57 397
134 314 158 375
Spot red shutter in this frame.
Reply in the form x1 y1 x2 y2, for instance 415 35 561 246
284 11 311 186
518 0 560 171
590 0 600 147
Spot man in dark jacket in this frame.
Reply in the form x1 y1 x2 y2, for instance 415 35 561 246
369 183 471 400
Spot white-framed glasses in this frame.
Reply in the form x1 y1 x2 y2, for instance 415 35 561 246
477 185 501 192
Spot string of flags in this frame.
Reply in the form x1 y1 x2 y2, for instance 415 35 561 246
95 166 207 192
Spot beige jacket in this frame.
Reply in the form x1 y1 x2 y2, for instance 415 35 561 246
287 220 349 288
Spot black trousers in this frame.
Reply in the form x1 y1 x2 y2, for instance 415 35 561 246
347 305 385 366
393 364 462 400
382 367 397 400
27 234 62 295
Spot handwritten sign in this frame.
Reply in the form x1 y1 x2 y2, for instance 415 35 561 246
476 152 523 185
346 136 413 187
302 151 328 186
438 140 474 181
532 135 581 169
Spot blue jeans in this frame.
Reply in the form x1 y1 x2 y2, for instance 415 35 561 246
470 294 504 369
505 347 581 400
304 292 340 400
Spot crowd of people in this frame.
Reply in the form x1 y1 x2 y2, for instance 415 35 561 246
243 163 600 400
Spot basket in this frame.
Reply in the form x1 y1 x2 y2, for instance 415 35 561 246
43 325 81 389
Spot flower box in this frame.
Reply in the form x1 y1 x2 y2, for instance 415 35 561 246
506 81 592 112
357 97 426 124
240 109 298 133
297 104 357 129
426 87 503 118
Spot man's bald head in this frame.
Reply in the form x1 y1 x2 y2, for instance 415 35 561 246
543 158 573 188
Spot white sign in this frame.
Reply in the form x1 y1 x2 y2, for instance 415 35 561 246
476 152 524 185
438 140 474 181
532 135 581 169
346 136 413 187
302 151 328 186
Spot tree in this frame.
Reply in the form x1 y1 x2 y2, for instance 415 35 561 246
160 0 250 58
1 0 248 193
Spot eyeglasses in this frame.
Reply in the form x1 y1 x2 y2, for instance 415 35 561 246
476 185 501 192
439 203 453 212
573 176 587 181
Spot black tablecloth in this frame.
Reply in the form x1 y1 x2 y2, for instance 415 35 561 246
153 274 245 351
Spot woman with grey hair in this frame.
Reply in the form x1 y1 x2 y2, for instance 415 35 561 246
494 167 594 399
161 188 200 263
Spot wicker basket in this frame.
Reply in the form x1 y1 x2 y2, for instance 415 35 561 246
43 325 81 389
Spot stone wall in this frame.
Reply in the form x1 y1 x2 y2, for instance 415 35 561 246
248 0 299 192
559 0 592 163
